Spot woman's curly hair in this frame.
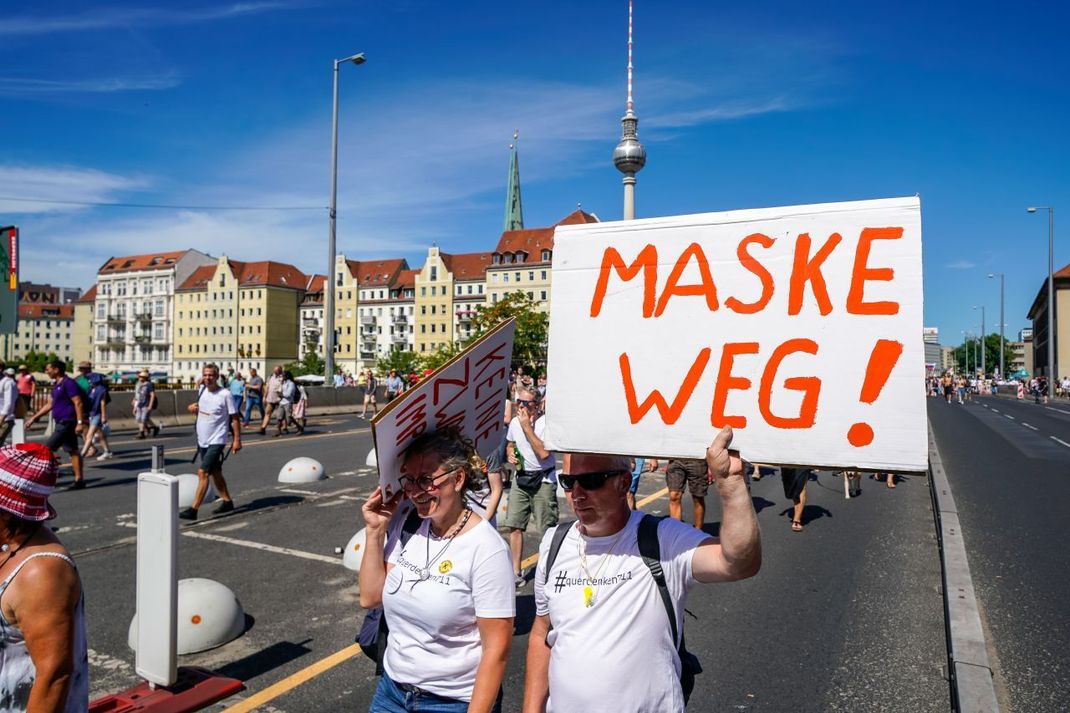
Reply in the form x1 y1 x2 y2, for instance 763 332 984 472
401 426 487 493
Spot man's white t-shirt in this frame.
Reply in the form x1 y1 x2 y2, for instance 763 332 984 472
507 415 556 478
382 517 515 701
196 386 237 447
534 511 711 713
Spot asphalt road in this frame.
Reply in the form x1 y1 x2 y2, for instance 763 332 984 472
37 413 949 712
928 394 1070 713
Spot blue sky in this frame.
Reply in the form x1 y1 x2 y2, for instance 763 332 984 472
1 0 1067 351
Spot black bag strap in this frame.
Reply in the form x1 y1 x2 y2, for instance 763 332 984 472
542 520 576 584
373 507 423 675
638 514 680 650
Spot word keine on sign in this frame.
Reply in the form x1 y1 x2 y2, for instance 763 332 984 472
544 197 926 472
372 319 516 495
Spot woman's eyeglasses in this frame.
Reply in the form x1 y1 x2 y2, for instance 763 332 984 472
559 470 629 492
399 468 460 492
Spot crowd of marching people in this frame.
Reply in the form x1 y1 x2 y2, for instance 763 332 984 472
0 360 905 711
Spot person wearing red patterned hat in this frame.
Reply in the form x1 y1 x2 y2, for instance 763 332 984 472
0 443 88 712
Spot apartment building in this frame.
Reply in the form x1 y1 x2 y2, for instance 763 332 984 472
486 209 597 311
299 275 327 362
173 256 306 381
71 286 96 365
382 269 417 360
93 250 215 377
0 304 74 363
355 259 409 372
451 252 492 344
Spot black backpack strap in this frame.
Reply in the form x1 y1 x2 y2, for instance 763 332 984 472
638 514 679 649
542 520 575 584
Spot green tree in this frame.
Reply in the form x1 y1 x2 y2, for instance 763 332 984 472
954 334 1017 376
465 292 548 370
8 350 65 373
281 351 325 377
377 347 421 376
418 342 462 373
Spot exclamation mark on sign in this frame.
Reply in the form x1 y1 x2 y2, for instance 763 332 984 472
847 339 903 447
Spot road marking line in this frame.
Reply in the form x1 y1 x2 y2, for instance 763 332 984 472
1022 423 1039 431
1004 414 1015 420
1051 436 1070 449
1058 409 1070 415
181 531 341 565
279 488 320 496
990 409 1000 414
220 643 364 713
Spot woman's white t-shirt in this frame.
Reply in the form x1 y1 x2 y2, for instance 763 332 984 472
534 511 711 713
382 516 515 701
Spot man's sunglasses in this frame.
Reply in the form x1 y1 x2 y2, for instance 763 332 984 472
399 468 459 493
559 470 629 492
516 399 539 408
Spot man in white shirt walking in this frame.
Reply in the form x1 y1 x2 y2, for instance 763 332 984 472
522 426 761 713
180 363 242 520
0 366 18 445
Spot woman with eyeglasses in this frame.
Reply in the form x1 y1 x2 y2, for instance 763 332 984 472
359 427 515 713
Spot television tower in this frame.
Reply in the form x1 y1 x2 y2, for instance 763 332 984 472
613 0 646 220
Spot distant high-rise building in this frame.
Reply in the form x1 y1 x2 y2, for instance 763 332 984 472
923 327 941 368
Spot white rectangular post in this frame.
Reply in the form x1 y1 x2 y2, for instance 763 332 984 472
135 447 178 687
12 418 24 445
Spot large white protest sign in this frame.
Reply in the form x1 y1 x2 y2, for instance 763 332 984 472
544 197 926 472
372 319 516 496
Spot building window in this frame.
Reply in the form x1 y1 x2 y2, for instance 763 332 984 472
529 271 535 282
430 266 438 281
541 291 547 300
478 285 484 294
541 270 548 280
542 250 551 261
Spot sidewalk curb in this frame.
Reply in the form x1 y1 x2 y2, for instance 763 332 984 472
928 421 1000 713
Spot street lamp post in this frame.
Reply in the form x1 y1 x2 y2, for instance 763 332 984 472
988 272 1005 377
974 305 986 376
325 52 366 384
962 331 971 375
1027 206 1055 397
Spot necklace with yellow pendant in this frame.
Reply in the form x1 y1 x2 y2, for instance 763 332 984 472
578 528 626 608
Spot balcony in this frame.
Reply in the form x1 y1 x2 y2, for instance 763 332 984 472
359 350 376 360
302 316 320 327
455 309 476 322
392 332 407 343
105 314 127 324
134 312 153 322
134 334 152 344
360 315 376 325
393 313 407 324
103 335 127 346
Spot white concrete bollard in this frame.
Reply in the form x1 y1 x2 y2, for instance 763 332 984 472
365 448 377 467
176 474 216 509
342 528 368 572
128 578 245 655
278 457 326 483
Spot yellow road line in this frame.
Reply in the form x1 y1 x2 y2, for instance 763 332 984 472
518 487 670 570
221 643 364 713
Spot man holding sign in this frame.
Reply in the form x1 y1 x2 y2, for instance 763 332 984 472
522 426 760 713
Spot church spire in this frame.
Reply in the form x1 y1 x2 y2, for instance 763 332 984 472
503 129 524 231
613 0 646 220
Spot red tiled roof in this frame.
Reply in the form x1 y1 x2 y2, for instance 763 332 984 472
491 210 598 260
356 259 407 287
1057 263 1070 279
306 275 326 292
19 304 73 319
76 285 97 303
98 250 189 274
178 260 308 291
177 265 217 291
394 269 418 290
448 252 493 281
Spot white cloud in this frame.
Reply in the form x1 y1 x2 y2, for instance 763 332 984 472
0 165 150 215
11 74 812 288
0 73 182 96
946 260 977 270
0 3 293 36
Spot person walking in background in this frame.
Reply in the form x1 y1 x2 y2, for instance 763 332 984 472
666 458 710 529
24 361 86 491
259 366 283 435
0 367 18 445
360 370 378 419
291 378 309 432
781 467 811 532
0 443 89 711
81 373 114 461
229 371 245 414
180 364 241 520
133 370 159 439
15 365 34 416
243 367 264 426
274 371 303 436
385 369 403 402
